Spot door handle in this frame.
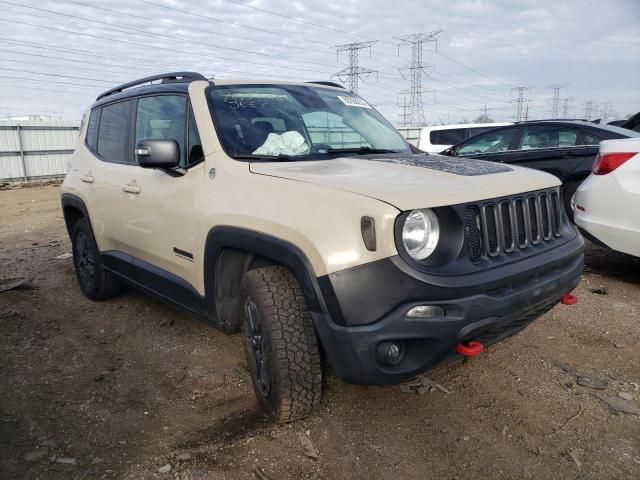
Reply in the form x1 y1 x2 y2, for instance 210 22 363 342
122 184 141 194
80 174 94 183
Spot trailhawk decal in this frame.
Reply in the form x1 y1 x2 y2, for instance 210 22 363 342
358 153 513 176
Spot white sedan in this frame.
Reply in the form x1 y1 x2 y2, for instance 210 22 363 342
574 137 640 257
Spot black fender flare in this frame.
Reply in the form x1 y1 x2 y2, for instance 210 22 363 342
60 193 91 237
203 227 335 317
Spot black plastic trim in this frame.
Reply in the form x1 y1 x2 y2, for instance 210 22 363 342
60 193 91 237
323 232 584 327
203 227 328 317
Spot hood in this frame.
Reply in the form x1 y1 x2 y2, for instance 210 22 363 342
249 153 561 211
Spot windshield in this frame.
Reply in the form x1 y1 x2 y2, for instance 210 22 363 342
208 84 410 160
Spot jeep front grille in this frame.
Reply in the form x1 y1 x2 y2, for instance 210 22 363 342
464 189 562 261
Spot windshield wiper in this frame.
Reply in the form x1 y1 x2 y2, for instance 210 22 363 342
233 153 302 162
326 146 399 155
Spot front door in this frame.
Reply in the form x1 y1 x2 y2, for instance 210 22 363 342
120 95 204 291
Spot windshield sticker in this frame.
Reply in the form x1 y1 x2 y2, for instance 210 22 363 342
337 95 371 109
356 153 513 176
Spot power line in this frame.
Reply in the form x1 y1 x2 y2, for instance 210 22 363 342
0 17 346 77
435 51 514 88
333 41 378 93
219 0 373 41
135 0 332 47
0 5 344 71
395 31 441 126
53 0 333 56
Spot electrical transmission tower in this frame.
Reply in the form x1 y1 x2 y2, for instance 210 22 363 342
397 95 411 127
562 98 574 119
583 100 594 120
395 31 441 126
511 86 531 121
333 41 377 93
548 84 569 119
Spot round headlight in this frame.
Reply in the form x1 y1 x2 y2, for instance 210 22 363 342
401 209 440 260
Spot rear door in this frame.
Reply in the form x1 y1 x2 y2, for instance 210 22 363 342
502 125 587 181
85 100 134 255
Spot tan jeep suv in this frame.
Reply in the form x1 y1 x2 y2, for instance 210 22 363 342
61 72 584 421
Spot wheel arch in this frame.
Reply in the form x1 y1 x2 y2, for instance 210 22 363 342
204 227 338 332
61 193 91 237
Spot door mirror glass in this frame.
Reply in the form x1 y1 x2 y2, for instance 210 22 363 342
135 139 180 169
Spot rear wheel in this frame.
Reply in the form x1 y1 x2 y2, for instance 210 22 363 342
71 218 121 300
241 266 322 422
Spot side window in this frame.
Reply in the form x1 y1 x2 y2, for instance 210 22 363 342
85 108 100 152
457 128 518 155
97 101 132 162
519 126 582 150
187 107 203 166
431 128 467 145
135 95 187 166
583 132 602 145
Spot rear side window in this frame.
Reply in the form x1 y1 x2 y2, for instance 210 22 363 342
520 126 582 150
85 109 99 151
430 128 467 146
97 101 132 162
583 132 602 145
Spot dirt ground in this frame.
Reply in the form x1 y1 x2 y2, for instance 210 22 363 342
1 184 639 480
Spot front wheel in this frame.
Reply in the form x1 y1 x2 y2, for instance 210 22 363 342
241 266 322 422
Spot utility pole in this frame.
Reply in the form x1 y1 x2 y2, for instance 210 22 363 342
395 31 441 127
548 84 569 119
333 41 377 94
511 86 531 122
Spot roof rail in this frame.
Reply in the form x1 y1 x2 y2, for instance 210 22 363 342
305 81 345 89
96 72 208 101
515 118 590 123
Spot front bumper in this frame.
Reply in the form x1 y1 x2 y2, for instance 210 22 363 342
312 235 584 385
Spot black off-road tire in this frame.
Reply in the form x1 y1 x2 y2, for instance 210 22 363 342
563 180 582 221
71 218 121 301
241 266 322 422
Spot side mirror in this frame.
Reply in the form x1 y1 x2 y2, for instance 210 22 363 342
135 139 180 169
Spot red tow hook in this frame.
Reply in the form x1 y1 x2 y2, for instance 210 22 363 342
561 293 578 305
456 341 484 357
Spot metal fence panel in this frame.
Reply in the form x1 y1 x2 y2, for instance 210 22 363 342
0 117 79 182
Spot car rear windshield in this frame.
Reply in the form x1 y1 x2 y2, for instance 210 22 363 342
207 84 410 160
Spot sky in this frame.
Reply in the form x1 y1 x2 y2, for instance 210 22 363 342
0 0 638 126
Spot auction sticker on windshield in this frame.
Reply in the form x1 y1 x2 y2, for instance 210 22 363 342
337 95 371 109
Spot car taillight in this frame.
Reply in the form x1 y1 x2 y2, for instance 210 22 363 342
592 152 636 175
